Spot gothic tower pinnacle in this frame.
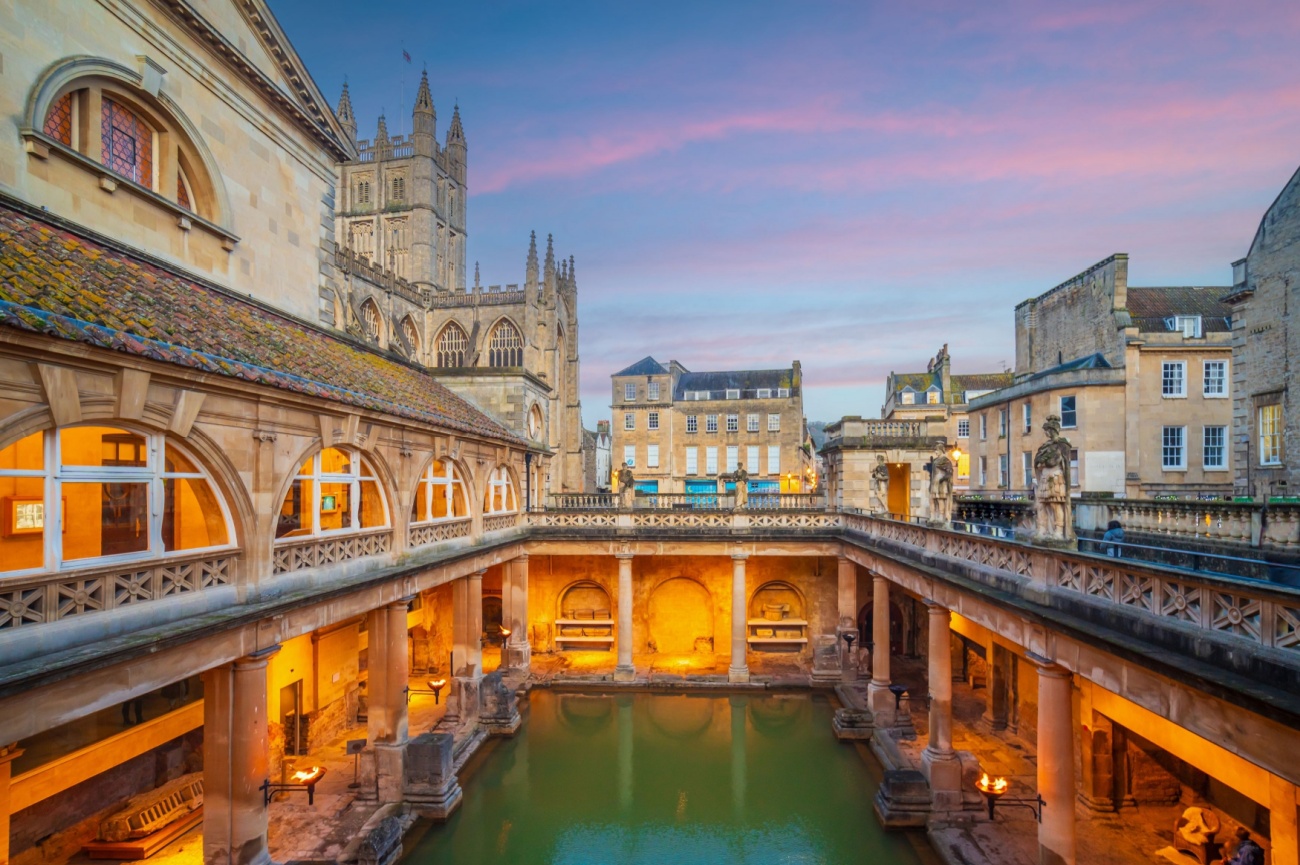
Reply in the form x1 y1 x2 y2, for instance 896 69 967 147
337 82 357 147
412 70 436 156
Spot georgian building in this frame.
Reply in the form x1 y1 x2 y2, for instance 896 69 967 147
609 357 814 495
963 255 1235 499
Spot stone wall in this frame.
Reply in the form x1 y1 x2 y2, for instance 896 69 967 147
1014 255 1128 375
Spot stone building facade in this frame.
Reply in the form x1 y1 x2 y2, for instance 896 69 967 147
610 358 814 495
1226 162 1300 498
327 76 587 494
965 255 1235 499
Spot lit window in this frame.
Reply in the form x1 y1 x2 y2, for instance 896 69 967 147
1060 396 1077 428
647 444 660 468
277 447 387 539
768 414 780 432
1162 427 1186 470
706 415 718 434
436 322 468 367
0 427 233 575
1203 426 1227 471
487 320 523 367
747 414 759 433
101 98 154 188
648 411 659 431
957 419 969 438
411 459 468 524
726 414 739 433
1203 361 1227 397
483 465 518 514
926 388 940 405
685 447 698 475
648 382 660 401
1260 404 1283 466
686 415 698 434
901 390 915 405
624 413 635 431
1162 362 1186 397
624 383 636 401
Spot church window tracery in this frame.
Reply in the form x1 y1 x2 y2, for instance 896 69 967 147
400 315 421 356
360 298 382 342
487 320 523 367
436 322 468 367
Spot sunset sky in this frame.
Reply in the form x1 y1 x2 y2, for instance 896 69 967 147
271 0 1300 426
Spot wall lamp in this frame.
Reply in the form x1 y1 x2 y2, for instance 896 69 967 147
975 773 1045 822
261 766 327 807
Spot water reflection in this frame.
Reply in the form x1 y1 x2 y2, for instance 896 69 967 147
406 691 923 865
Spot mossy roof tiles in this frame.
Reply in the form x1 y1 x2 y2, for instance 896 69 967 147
0 204 521 445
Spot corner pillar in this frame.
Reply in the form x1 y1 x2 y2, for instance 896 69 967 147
836 556 859 681
615 553 635 682
1036 661 1077 865
371 599 411 803
728 553 750 683
867 573 894 723
203 646 279 865
921 602 961 811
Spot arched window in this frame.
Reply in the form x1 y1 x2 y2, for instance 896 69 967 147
400 315 421 356
411 459 468 523
436 322 468 367
101 97 154 188
0 426 233 575
360 298 381 342
527 404 544 440
43 93 73 146
483 466 517 515
487 320 523 367
276 448 387 540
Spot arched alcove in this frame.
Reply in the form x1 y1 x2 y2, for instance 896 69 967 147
555 580 613 651
648 577 713 655
747 581 808 652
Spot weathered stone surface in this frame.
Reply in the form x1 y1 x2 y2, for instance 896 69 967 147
873 769 931 829
832 707 874 741
403 732 462 821
357 815 402 865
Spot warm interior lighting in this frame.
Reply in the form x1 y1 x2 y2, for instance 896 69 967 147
499 626 512 639
428 678 448 690
976 773 1009 794
950 447 962 463
290 766 325 784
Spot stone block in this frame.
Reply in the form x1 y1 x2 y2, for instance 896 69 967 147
478 670 521 736
403 732 462 821
357 815 403 865
832 707 874 741
873 769 931 829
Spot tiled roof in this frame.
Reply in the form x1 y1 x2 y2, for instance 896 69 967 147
0 203 521 444
613 356 668 377
675 367 796 398
1027 352 1112 381
1127 286 1234 333
892 372 938 392
951 372 1013 392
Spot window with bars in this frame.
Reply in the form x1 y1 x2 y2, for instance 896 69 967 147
356 179 372 205
436 322 468 367
686 415 698 433
957 418 970 438
1260 404 1283 466
487 320 523 367
101 98 153 188
1203 426 1227 470
1162 361 1186 397
1162 426 1186 470
1203 360 1228 397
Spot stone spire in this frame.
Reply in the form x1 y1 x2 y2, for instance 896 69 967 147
337 81 357 146
447 103 465 144
474 261 481 290
568 255 577 291
526 231 539 282
375 113 390 154
446 102 466 183
412 69 435 155
543 233 557 298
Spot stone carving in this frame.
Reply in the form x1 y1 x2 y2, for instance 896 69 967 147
871 455 890 514
1033 414 1075 545
731 463 749 510
928 442 954 527
99 772 204 841
617 462 635 510
478 669 521 735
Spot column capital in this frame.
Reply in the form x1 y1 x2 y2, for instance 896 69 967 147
515 552 529 564
614 551 635 560
468 568 486 580
924 599 949 614
236 644 281 667
731 553 749 562
387 597 414 611
1027 652 1072 678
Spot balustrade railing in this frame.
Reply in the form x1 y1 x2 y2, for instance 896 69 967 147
544 492 827 511
483 513 520 533
272 529 392 574
0 552 236 629
1078 499 1300 550
408 518 472 547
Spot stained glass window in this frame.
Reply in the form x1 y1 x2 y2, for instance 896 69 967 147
101 98 153 188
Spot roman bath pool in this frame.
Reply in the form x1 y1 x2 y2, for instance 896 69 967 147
405 690 931 864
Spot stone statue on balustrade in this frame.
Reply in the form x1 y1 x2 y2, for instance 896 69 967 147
731 463 749 509
928 442 954 527
617 462 635 510
1032 415 1075 546
871 455 890 514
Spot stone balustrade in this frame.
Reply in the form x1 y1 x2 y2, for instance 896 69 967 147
272 529 392 574
1077 499 1300 550
408 518 472 548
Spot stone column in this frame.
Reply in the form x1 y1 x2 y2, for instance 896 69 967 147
0 743 24 865
921 602 961 810
1037 662 1077 865
1270 775 1299 865
836 556 858 681
467 570 484 679
615 553 635 682
728 553 750 683
506 555 531 670
203 646 278 865
867 573 893 722
372 599 411 803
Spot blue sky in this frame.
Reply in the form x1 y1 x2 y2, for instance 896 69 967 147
270 0 1300 426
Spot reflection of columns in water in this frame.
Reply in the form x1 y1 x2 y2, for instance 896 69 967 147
617 694 633 811
728 553 749 684
1037 662 1077 865
730 696 746 820
203 645 278 865
615 553 635 682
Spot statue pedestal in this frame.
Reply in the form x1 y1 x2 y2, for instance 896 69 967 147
1030 535 1075 550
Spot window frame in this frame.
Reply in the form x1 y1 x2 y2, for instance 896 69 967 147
1202 426 1227 471
624 383 636 401
623 445 636 468
483 465 518 514
647 411 659 431
0 426 236 577
686 415 698 434
279 447 390 541
411 458 469 525
1203 360 1228 398
1161 426 1187 471
726 389 741 400
647 444 660 469
1259 404 1283 466
957 418 970 439
705 446 718 475
1022 402 1032 434
767 445 780 475
747 413 759 433
648 381 660 401
706 415 719 434
685 446 698 475
726 414 739 433
1162 361 1187 398
767 413 780 433
1059 396 1077 429
624 412 635 431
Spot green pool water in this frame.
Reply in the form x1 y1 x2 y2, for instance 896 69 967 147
405 690 929 865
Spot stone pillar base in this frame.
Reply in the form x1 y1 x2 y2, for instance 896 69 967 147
614 665 636 683
873 769 932 829
373 742 405 805
482 710 522 737
404 732 463 822
832 708 874 741
867 682 895 726
921 748 963 812
1078 793 1116 812
504 642 532 672
727 667 750 684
